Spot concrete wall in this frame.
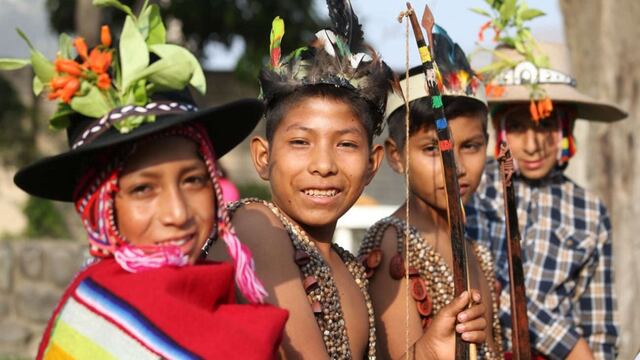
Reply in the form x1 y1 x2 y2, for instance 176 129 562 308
0 240 86 358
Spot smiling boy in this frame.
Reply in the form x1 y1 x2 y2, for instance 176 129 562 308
225 6 489 358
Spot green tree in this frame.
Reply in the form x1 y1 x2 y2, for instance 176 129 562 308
45 0 323 78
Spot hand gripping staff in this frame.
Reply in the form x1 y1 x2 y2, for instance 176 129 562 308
404 3 474 359
497 142 532 360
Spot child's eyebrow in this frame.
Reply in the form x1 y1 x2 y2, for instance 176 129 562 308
336 127 364 136
285 124 312 132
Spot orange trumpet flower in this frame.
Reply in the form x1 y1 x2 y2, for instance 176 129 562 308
97 73 111 90
58 77 81 103
529 99 540 123
87 48 112 74
50 76 75 91
74 37 89 60
101 25 112 48
55 58 83 77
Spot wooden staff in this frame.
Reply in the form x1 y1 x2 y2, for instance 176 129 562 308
404 3 472 359
497 142 532 360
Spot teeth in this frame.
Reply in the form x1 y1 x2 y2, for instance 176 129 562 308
156 236 192 247
304 189 337 197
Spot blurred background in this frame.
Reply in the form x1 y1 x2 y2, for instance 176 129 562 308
0 0 637 358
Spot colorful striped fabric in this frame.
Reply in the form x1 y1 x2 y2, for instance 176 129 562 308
44 278 198 360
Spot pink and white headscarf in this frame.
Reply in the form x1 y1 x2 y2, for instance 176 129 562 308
73 123 267 303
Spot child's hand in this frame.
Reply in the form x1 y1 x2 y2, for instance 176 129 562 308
420 290 487 359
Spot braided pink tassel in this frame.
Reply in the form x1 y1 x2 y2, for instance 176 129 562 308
114 243 188 273
191 123 268 304
219 227 268 303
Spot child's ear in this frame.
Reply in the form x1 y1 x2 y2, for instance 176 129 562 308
365 144 384 185
250 136 270 180
384 138 404 174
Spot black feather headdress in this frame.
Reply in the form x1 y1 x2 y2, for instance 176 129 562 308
386 24 486 119
259 0 392 136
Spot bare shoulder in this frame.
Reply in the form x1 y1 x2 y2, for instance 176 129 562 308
232 202 330 358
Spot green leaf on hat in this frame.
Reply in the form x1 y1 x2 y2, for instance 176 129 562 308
33 76 44 96
58 33 73 59
144 5 166 46
520 9 545 21
120 16 150 92
136 6 150 39
0 58 30 70
150 44 205 94
70 85 112 118
470 8 491 17
17 29 55 83
499 0 517 21
49 103 73 130
92 0 134 17
138 56 194 92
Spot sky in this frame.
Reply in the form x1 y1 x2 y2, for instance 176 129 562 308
0 0 565 71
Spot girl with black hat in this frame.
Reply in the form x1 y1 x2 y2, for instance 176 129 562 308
4 1 287 358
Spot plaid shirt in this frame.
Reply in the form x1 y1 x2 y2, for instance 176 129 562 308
465 159 618 360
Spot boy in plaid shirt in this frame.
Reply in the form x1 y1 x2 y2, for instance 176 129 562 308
465 43 626 359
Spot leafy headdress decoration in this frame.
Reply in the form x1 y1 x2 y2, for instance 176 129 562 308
0 0 206 134
471 0 553 122
259 0 392 136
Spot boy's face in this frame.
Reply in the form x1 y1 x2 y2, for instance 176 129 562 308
115 136 214 264
251 96 383 232
386 114 487 210
502 106 561 180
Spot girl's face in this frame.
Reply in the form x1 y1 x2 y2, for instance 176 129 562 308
115 136 214 264
502 106 561 180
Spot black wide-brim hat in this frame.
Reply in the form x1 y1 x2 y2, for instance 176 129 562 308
15 90 262 202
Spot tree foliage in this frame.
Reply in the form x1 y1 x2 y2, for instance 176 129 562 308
45 0 323 78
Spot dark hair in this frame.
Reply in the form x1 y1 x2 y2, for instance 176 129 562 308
264 84 383 145
387 96 488 149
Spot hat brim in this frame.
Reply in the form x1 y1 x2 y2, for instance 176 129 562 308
15 98 263 202
488 83 627 122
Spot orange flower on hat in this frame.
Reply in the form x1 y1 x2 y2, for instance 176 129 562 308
478 20 491 42
97 73 111 90
58 77 81 104
74 37 89 61
87 48 112 75
55 58 83 77
536 97 553 119
101 25 112 48
529 99 540 122
50 76 75 91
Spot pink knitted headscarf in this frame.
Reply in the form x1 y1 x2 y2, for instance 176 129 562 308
73 123 267 303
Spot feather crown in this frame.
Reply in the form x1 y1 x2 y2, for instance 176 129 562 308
259 1 392 136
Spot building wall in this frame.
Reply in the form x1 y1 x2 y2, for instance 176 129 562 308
0 241 86 358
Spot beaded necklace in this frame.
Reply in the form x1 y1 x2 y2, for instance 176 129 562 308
229 199 376 359
358 216 503 360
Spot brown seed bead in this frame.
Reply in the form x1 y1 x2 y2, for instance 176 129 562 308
389 253 405 279
421 316 433 329
366 248 383 269
357 254 368 267
365 267 375 279
311 300 322 315
411 277 428 301
294 249 311 266
416 295 433 316
303 275 319 293
494 280 502 308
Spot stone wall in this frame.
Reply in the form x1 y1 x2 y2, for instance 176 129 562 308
0 240 86 358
